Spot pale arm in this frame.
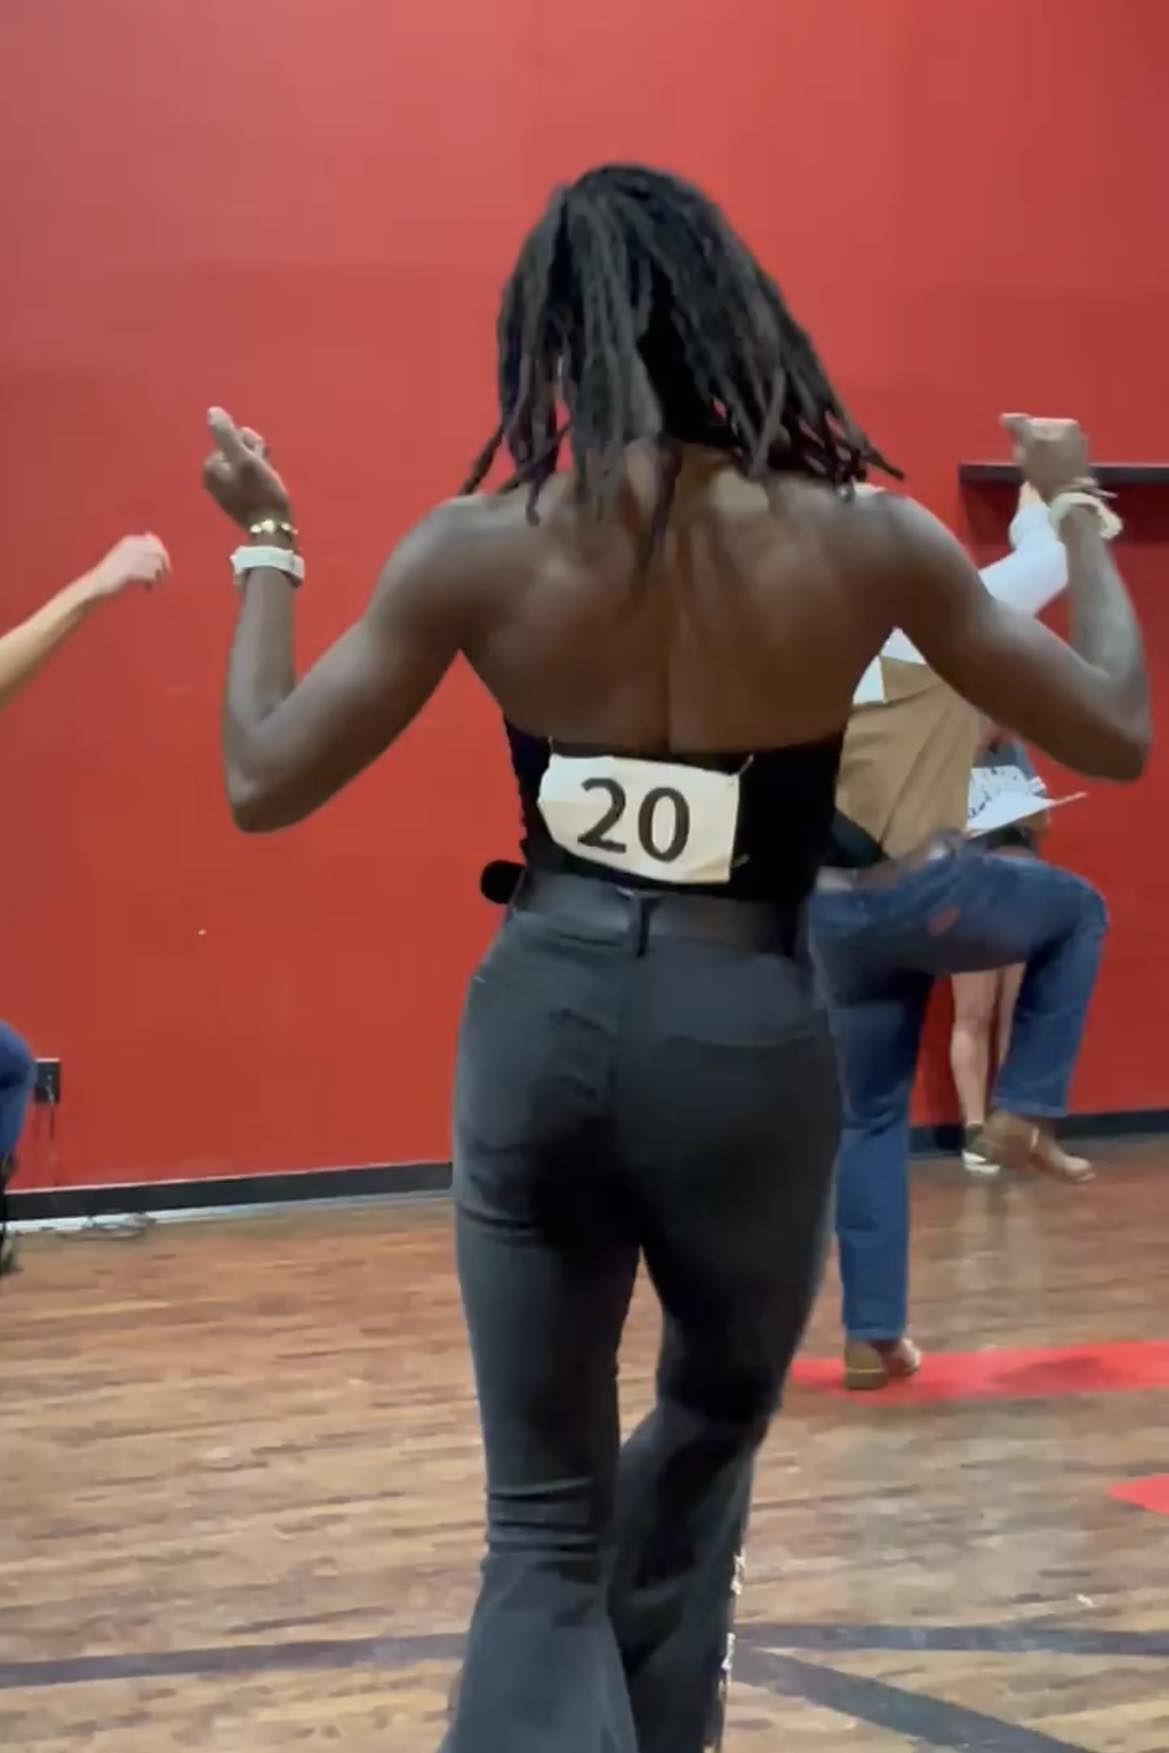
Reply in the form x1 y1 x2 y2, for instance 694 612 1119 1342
0 583 102 712
0 536 169 713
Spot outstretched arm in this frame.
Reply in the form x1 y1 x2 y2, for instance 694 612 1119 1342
884 417 1149 780
203 411 462 832
0 536 168 713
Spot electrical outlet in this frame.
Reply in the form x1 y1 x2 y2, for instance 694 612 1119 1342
34 1058 61 1105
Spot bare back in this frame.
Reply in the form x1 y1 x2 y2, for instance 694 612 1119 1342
447 442 894 755
210 423 1146 837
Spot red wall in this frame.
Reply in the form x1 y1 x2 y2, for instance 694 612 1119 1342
1 0 1165 1189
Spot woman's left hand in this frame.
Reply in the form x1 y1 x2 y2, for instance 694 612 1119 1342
202 407 293 530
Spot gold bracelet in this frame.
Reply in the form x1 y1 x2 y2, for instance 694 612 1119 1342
248 515 299 545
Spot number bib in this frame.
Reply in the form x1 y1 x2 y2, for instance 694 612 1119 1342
537 752 741 886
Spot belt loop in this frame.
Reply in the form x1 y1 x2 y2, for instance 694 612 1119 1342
629 892 656 956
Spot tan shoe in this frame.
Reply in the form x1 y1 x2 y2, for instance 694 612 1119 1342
980 1111 1040 1171
985 1112 1095 1182
1031 1129 1095 1183
843 1336 923 1391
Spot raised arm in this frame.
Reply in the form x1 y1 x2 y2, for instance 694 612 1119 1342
881 417 1149 780
203 410 463 832
854 481 1067 687
977 484 1067 616
0 536 168 713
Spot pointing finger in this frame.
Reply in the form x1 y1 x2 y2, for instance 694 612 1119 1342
207 406 253 466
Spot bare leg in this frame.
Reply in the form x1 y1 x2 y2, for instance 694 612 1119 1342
950 971 998 1126
950 971 1001 1173
993 963 1025 1069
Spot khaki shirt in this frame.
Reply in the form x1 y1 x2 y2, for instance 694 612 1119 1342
836 498 1066 857
837 663 978 856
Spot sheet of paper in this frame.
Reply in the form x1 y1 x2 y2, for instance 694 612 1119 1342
966 790 1085 836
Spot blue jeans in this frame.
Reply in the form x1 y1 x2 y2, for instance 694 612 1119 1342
0 1020 35 1162
809 849 1107 1341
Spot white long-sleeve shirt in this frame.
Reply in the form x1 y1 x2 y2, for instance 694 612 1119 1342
837 497 1067 856
853 496 1067 704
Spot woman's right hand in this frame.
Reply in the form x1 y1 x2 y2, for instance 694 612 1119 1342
202 408 294 532
81 533 171 601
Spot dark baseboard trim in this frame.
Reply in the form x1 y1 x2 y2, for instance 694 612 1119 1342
10 1107 1169 1225
9 1160 452 1224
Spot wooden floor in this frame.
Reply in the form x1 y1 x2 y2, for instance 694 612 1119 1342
3 1143 1168 1751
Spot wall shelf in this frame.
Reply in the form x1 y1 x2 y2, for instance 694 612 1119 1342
960 462 1169 489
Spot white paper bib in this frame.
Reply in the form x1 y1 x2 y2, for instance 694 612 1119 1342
538 752 741 886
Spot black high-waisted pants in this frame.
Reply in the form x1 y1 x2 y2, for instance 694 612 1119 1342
442 872 840 1753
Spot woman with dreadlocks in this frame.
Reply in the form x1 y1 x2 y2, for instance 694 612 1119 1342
201 165 1146 1751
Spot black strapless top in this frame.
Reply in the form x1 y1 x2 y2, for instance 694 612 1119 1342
503 721 843 909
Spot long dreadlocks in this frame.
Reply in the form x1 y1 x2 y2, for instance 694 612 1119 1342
462 164 899 525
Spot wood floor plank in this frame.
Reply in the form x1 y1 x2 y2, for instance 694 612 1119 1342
3 1143 1166 1748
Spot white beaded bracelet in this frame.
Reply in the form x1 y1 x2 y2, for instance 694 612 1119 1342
230 543 306 585
1048 491 1122 543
